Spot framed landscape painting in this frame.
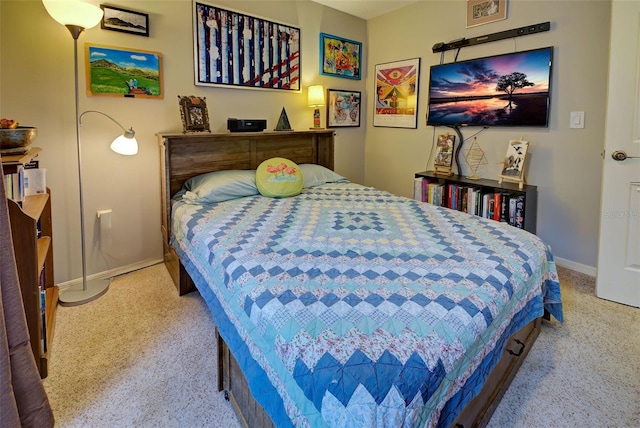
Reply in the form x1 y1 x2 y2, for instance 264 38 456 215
320 33 362 80
85 43 162 99
193 2 301 91
100 4 149 36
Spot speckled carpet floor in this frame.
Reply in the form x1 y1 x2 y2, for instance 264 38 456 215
43 264 640 427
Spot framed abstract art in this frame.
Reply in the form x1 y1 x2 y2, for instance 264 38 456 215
320 33 362 80
373 58 420 128
326 89 361 128
193 2 301 91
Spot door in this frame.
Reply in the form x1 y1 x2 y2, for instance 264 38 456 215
596 0 640 307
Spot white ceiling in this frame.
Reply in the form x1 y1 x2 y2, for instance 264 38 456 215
310 0 419 20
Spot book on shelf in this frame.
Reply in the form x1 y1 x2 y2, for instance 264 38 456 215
509 198 517 226
24 167 46 197
4 165 25 203
39 267 47 354
493 193 501 221
3 161 45 201
414 175 528 230
499 193 509 223
23 159 39 170
514 195 526 229
413 177 423 201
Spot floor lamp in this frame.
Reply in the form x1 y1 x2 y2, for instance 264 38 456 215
43 0 139 306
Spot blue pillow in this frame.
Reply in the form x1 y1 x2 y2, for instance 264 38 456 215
299 164 347 188
182 169 258 203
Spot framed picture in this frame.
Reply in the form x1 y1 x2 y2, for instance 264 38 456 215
85 44 162 99
178 96 211 133
193 2 300 91
500 139 528 177
498 139 528 189
100 5 149 36
320 33 362 80
373 58 420 128
434 134 455 168
467 0 507 28
326 89 361 128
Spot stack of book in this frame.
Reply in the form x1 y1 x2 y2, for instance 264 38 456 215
3 159 46 203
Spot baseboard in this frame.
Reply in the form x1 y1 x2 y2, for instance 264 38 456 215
554 256 596 277
56 258 164 290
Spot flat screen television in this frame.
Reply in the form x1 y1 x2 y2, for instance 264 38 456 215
426 47 553 127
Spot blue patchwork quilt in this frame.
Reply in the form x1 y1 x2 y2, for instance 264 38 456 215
171 182 563 427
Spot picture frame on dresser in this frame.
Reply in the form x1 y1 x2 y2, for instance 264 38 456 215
178 95 211 133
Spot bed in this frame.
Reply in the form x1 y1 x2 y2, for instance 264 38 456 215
158 130 563 428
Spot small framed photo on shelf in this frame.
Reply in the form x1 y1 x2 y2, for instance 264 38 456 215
434 134 455 176
320 33 362 80
178 95 210 133
326 89 361 128
467 0 507 28
498 139 528 188
100 5 149 36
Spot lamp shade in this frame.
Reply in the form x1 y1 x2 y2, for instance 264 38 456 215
308 85 325 107
42 0 103 29
110 131 138 156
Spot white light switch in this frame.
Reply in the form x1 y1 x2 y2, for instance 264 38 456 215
570 111 585 129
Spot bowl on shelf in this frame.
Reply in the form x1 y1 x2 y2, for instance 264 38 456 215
0 126 37 150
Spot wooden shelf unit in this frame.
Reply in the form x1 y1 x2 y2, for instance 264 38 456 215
3 148 57 378
415 171 538 234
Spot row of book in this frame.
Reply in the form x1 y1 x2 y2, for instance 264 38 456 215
3 160 46 202
414 177 527 229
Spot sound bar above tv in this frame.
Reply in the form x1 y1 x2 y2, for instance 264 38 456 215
432 22 551 53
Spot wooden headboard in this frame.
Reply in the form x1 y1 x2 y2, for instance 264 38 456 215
157 130 335 293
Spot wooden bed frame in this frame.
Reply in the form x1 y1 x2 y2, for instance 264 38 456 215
158 130 541 428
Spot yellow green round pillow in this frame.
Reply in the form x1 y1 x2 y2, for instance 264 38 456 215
256 157 303 198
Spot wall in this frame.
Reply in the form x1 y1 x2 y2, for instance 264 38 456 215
365 0 611 272
0 0 367 285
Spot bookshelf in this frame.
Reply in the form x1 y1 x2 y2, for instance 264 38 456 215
415 171 538 234
3 148 57 378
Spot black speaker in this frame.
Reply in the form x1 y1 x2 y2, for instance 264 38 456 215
227 118 267 132
432 21 551 53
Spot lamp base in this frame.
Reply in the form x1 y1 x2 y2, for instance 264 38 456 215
58 278 110 307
